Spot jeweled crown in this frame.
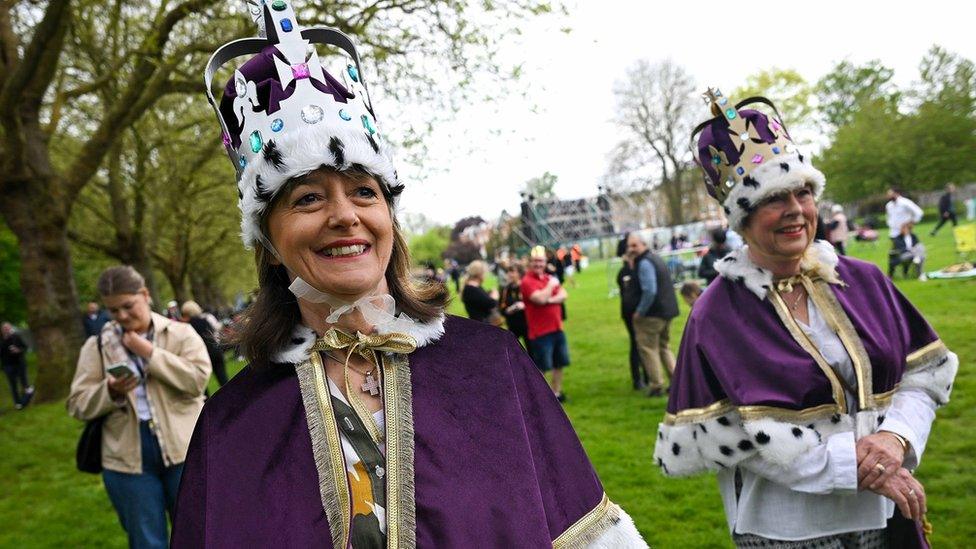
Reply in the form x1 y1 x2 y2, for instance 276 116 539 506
691 89 796 202
204 0 382 180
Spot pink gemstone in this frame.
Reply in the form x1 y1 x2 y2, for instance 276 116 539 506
291 63 310 80
770 119 782 131
751 154 764 164
221 132 230 147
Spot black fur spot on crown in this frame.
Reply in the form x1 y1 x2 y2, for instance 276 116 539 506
754 431 770 444
798 153 805 163
237 187 243 200
779 162 790 172
738 439 755 451
717 416 731 426
262 140 286 171
699 423 708 433
254 174 274 202
791 427 803 438
719 445 734 456
366 133 380 153
737 197 753 212
723 206 731 215
721 256 736 263
672 443 681 456
329 136 345 167
742 176 760 189
658 431 663 440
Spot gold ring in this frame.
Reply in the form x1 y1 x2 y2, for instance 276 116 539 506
874 463 886 473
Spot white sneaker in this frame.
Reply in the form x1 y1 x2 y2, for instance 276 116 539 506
25 386 35 395
919 273 928 282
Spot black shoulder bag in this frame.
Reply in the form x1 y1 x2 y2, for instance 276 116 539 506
76 335 107 474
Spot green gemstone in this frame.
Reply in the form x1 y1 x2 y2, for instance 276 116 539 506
271 0 287 11
249 130 263 153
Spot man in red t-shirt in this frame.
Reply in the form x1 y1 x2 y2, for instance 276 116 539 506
521 246 570 402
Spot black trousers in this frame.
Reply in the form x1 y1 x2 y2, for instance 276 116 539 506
623 316 648 386
3 363 29 405
210 350 229 386
932 211 958 234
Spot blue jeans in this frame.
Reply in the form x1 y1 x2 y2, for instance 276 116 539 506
102 421 184 549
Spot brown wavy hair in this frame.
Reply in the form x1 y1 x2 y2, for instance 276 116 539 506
229 168 450 367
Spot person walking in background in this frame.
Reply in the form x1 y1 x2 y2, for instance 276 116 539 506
679 281 702 309
626 232 678 398
67 266 211 549
616 236 648 390
571 243 583 272
182 300 229 387
827 204 850 255
1 322 33 410
461 260 500 324
931 183 958 236
697 228 732 285
885 187 923 241
499 264 529 347
522 246 571 402
83 301 112 338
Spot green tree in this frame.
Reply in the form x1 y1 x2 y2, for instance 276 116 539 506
816 60 899 132
732 68 813 132
408 225 451 267
0 221 26 325
522 171 559 201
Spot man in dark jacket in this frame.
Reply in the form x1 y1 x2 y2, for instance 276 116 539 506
616 234 648 390
626 233 679 397
1 322 33 409
82 301 111 338
931 183 958 236
697 228 731 285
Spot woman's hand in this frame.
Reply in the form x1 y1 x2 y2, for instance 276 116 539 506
107 374 139 401
873 468 926 520
856 432 906 490
121 331 154 360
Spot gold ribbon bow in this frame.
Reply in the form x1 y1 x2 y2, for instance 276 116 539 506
311 329 416 443
774 271 822 294
312 328 417 365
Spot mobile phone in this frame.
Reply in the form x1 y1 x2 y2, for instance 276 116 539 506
107 365 134 379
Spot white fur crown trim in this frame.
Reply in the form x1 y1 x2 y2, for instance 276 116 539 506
723 152 826 231
237 124 400 249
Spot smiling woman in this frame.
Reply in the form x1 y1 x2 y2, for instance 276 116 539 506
652 90 958 548
170 2 646 548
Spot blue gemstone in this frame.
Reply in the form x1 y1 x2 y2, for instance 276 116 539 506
772 146 781 154
736 166 745 176
711 155 721 165
249 130 263 153
361 114 376 135
347 64 359 83
718 97 728 106
239 156 247 168
280 18 293 32
725 108 737 120
271 118 284 132
338 109 352 121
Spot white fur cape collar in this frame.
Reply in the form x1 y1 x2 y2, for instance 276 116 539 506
271 314 446 365
714 240 842 300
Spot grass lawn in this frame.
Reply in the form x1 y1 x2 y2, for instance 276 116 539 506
1 218 973 547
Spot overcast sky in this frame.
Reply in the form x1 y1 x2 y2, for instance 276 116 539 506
393 0 976 226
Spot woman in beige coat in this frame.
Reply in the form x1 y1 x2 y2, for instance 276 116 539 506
68 266 211 549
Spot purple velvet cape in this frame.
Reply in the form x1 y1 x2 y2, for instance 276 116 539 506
668 256 939 416
171 316 606 547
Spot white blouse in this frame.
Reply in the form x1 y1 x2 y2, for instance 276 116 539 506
716 297 937 540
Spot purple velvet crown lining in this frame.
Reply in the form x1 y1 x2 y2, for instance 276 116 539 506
218 45 354 149
696 108 792 196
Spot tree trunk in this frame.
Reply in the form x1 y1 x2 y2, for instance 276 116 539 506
0 182 84 402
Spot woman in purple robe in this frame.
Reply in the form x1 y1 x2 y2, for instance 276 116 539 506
172 3 646 548
652 90 959 548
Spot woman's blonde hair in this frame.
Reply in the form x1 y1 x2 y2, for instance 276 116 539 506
465 260 488 280
181 300 203 318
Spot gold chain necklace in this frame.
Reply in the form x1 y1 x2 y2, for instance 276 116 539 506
779 286 806 311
